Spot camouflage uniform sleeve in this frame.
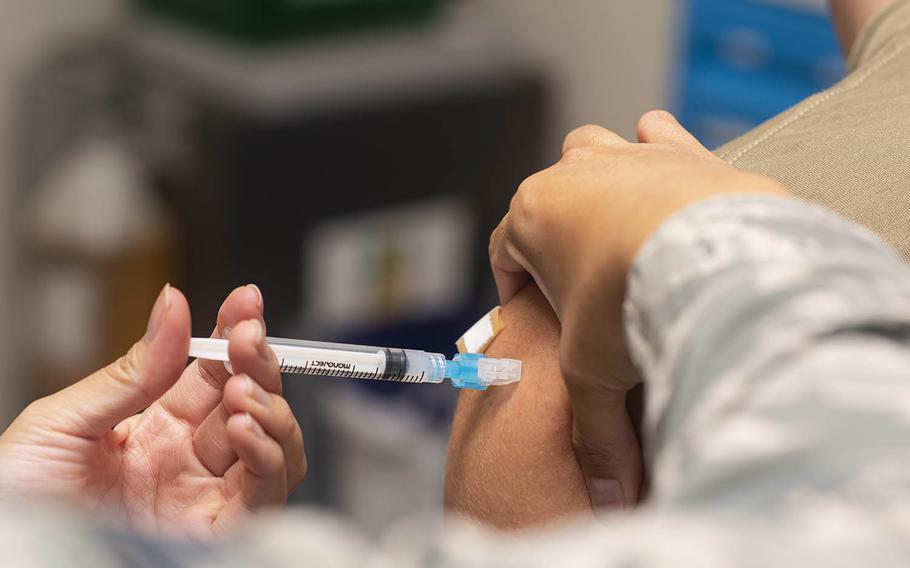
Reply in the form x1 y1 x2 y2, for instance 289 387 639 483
422 194 910 564
4 195 910 566
624 194 910 509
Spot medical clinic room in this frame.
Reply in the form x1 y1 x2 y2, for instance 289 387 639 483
0 0 908 565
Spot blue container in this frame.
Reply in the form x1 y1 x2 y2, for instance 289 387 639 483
676 0 845 149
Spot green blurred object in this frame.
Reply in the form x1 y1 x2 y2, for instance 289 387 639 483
134 0 444 44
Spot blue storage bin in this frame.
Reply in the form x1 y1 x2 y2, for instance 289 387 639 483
688 0 843 84
683 59 829 148
676 0 845 148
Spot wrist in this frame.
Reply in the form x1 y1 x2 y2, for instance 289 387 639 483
621 181 792 280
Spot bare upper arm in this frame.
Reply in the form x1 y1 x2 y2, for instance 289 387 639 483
444 284 591 529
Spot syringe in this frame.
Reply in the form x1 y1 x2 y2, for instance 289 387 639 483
189 337 521 390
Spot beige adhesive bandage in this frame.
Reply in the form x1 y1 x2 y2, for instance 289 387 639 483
455 306 503 354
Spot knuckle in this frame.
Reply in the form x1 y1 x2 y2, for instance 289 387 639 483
272 397 307 485
509 194 535 233
287 455 308 491
262 453 286 477
638 109 673 126
195 360 225 392
572 418 640 474
105 345 150 395
565 123 606 146
558 330 596 384
488 223 503 257
511 174 546 222
572 433 631 474
637 109 675 139
291 451 308 487
275 399 299 441
516 169 546 195
564 124 618 153
559 357 595 395
493 168 560 259
298 455 308 481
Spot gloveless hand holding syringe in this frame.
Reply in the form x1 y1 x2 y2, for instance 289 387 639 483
189 335 521 391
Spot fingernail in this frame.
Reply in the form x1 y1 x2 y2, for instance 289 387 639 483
589 478 625 509
244 375 271 406
221 326 233 340
251 320 271 361
244 412 266 439
247 284 264 313
145 284 171 341
249 318 264 341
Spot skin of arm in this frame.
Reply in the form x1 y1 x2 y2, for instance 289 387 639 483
829 0 895 56
444 284 591 528
445 113 758 526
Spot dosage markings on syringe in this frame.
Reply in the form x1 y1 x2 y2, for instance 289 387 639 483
278 358 426 382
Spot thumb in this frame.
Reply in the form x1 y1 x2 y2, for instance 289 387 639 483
570 389 642 510
636 110 718 160
41 284 191 438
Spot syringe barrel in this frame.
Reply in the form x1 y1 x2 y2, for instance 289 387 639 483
267 337 385 355
400 349 446 384
265 337 446 384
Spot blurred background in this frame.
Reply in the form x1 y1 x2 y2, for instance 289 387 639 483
0 0 841 534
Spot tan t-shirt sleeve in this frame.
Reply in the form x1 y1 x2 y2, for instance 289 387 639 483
849 0 910 70
714 0 910 261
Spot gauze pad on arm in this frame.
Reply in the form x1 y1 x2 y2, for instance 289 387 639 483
456 306 503 354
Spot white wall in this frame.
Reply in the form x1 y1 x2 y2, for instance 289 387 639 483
480 0 677 155
0 0 121 422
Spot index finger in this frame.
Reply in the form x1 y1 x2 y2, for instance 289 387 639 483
158 284 264 426
489 214 531 305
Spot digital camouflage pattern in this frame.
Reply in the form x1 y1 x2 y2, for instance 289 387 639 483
3 195 910 566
